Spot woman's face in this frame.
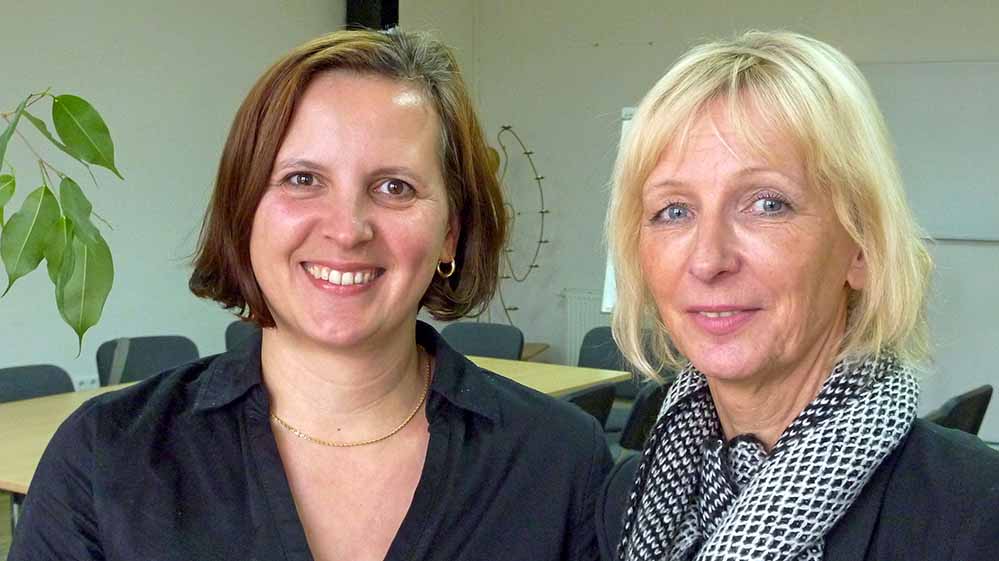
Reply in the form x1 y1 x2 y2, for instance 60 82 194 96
249 71 457 351
638 102 865 384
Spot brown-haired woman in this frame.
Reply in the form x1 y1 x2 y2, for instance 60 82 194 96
10 29 611 561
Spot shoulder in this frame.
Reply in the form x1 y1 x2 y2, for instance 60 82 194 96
59 351 247 445
475 364 607 446
872 419 999 559
890 419 999 492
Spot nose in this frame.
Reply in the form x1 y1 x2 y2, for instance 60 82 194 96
320 189 374 248
687 213 740 283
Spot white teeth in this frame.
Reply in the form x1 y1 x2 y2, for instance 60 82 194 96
304 264 378 287
701 311 739 318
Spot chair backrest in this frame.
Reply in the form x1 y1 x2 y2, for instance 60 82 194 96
440 322 524 360
618 380 671 450
578 326 645 401
925 384 993 435
564 383 617 427
596 452 641 561
0 364 75 403
226 320 261 350
96 335 200 386
578 327 627 370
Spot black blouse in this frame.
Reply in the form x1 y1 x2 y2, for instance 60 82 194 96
10 322 612 561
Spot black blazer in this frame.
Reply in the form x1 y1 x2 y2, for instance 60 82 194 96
598 419 999 560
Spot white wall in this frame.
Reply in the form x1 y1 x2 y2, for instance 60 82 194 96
401 0 999 440
1 0 346 386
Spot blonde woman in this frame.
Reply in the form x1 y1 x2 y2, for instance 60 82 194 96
603 31 999 561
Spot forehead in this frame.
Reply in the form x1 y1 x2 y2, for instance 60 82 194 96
650 100 805 183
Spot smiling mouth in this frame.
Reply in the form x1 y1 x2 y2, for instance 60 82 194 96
303 263 383 287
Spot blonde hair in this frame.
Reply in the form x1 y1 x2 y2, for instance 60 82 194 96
607 30 932 380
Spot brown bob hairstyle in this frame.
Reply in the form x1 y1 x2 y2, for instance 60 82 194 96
190 28 506 326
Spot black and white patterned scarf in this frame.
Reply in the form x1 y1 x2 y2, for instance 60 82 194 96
618 352 919 561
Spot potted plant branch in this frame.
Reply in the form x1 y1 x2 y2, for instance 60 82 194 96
0 90 122 350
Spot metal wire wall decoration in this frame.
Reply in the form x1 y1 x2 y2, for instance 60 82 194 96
487 125 550 326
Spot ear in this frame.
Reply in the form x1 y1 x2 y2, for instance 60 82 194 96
440 213 461 262
846 246 866 290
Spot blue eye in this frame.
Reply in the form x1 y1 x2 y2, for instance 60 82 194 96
751 196 789 215
655 203 690 223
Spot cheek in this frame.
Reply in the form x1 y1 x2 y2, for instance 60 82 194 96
638 233 681 304
391 210 450 266
249 196 312 265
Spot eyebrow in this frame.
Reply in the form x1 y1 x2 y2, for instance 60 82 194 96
370 166 428 185
272 158 326 173
644 166 799 191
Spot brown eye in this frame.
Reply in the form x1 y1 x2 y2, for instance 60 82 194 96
375 178 414 198
286 173 315 187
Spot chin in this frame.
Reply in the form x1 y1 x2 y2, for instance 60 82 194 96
683 341 766 382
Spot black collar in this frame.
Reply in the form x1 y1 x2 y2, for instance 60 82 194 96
192 320 501 423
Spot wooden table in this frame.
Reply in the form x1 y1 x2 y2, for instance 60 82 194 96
520 342 549 361
469 356 629 397
0 359 627 498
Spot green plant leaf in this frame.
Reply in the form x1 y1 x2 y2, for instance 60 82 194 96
24 111 84 164
59 177 100 245
0 174 14 224
45 216 73 284
56 230 113 349
51 95 123 179
0 95 30 168
1 185 60 296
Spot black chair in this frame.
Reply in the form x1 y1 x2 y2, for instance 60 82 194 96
226 320 261 350
0 364 74 403
925 385 993 435
578 327 639 399
563 383 617 427
96 335 199 386
440 322 524 360
596 452 641 561
611 380 671 458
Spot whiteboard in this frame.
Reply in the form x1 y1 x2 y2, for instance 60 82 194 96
859 62 999 241
601 107 634 313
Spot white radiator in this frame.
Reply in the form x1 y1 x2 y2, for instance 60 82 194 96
563 289 611 365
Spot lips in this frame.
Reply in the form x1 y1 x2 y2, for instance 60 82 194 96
687 307 759 336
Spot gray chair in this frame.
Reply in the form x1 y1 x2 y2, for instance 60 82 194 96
578 327 637 433
0 364 74 403
578 326 651 400
226 320 261 350
441 322 524 360
925 385 993 435
0 363 75 532
563 383 617 428
609 380 671 458
96 335 199 386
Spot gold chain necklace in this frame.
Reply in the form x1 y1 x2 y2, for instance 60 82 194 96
270 349 431 448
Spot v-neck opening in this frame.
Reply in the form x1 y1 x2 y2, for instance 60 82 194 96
249 388 451 561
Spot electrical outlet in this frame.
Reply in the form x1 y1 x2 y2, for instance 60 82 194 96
76 376 100 391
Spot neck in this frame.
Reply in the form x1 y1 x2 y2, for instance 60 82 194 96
707 306 847 451
260 324 427 443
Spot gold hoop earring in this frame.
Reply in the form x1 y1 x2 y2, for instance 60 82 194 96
437 260 456 279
